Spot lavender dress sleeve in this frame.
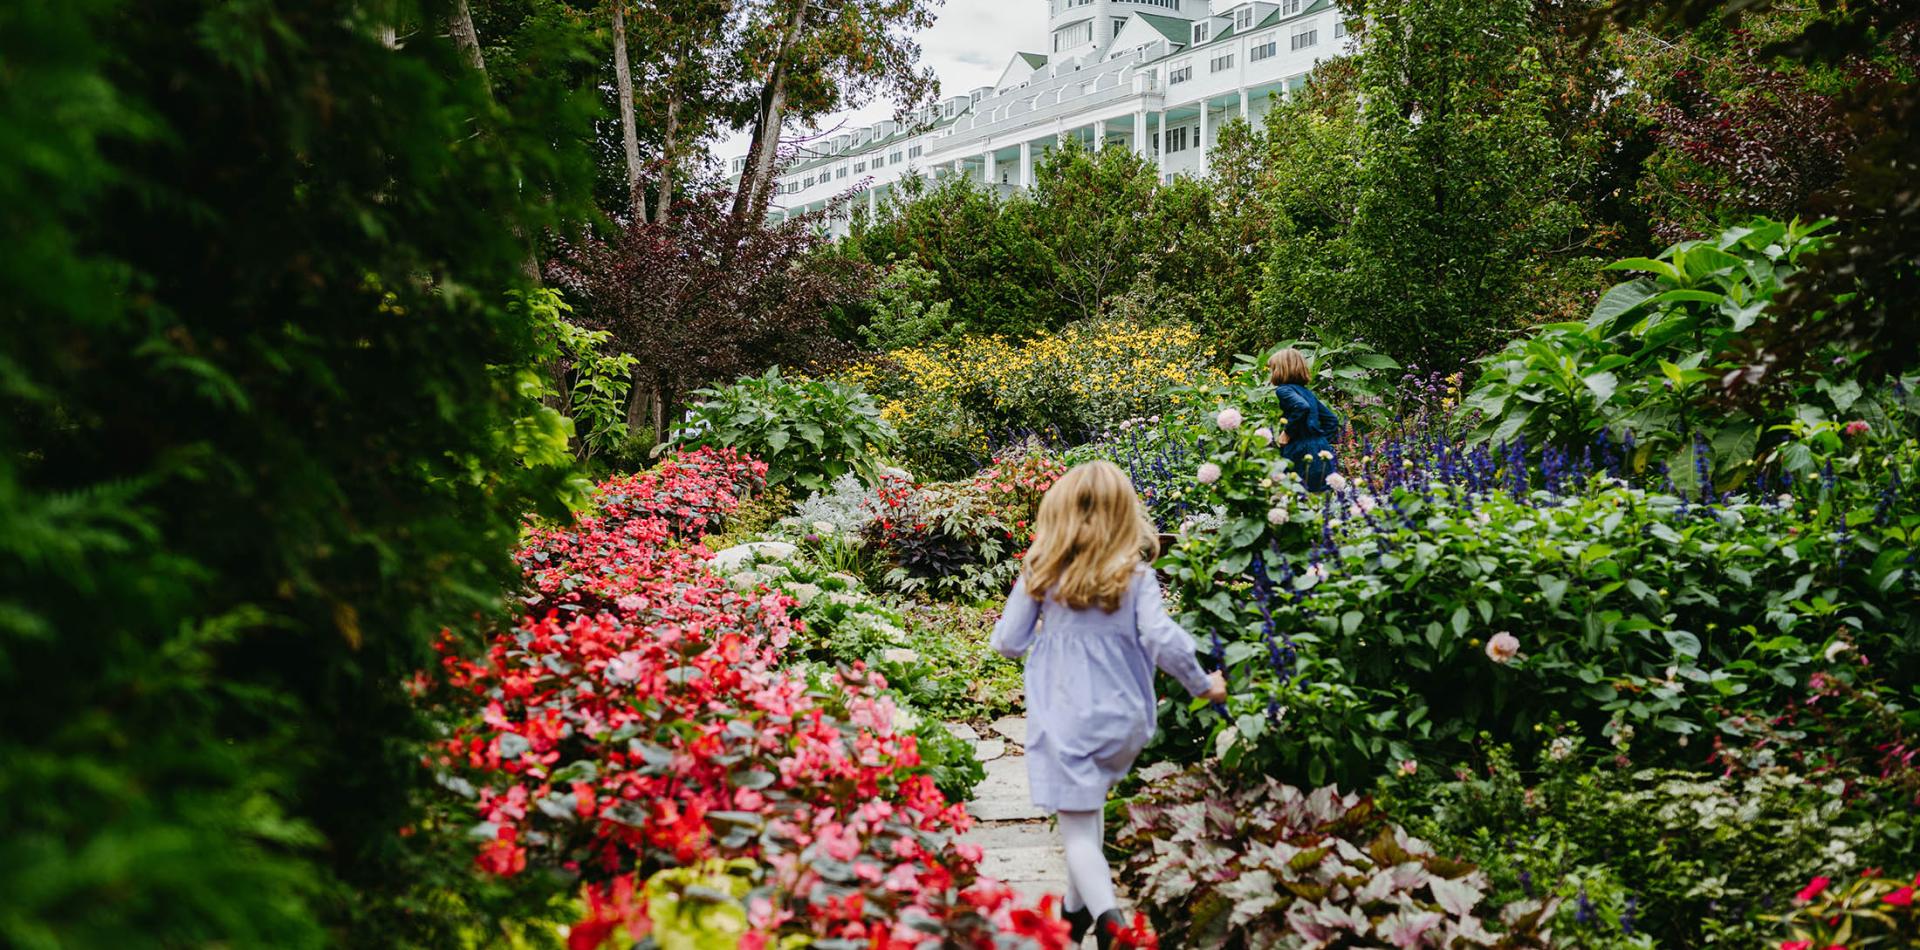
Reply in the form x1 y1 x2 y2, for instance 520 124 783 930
991 576 1041 658
1131 571 1214 697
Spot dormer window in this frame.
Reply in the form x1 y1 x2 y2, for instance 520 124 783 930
1236 7 1254 30
1281 0 1303 13
1192 21 1210 43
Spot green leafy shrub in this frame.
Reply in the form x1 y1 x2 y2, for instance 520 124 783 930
669 367 897 494
0 2 594 944
1386 741 1917 947
888 601 1026 724
1461 218 1914 489
1113 762 1557 949
523 288 640 467
1152 384 1919 786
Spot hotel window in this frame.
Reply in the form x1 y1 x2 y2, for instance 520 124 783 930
1251 35 1277 60
1291 28 1317 50
908 144 922 158
1192 21 1210 44
1235 7 1254 30
838 166 849 179
1210 52 1235 73
1281 0 1303 13
1053 19 1093 50
854 161 866 173
1335 20 1348 37
802 176 815 188
1166 126 1188 152
1113 17 1127 35
891 151 904 165
1168 63 1192 84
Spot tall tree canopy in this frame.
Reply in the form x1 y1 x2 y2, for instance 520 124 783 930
0 0 592 943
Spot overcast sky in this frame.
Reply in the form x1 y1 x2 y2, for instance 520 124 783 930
714 0 1049 159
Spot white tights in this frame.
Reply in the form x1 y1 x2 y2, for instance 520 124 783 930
1057 809 1117 918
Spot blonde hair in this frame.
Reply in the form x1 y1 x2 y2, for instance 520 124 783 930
1267 347 1313 386
1022 461 1158 612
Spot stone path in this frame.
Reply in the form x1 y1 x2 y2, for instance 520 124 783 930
951 716 1067 905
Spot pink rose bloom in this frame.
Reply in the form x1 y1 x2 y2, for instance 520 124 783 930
1485 632 1520 664
1216 407 1244 431
1197 462 1222 484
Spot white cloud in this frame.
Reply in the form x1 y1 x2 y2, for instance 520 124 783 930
715 0 1047 159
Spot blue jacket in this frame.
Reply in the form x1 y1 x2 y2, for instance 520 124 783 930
1274 383 1341 492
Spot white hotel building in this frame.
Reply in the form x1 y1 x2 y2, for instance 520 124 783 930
731 0 1350 233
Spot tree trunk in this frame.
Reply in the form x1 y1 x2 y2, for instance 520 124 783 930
730 0 809 224
654 94 680 224
448 0 544 283
448 0 486 73
611 2 645 219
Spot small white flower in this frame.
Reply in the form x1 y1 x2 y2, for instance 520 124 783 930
1325 473 1349 491
1547 736 1575 762
1825 639 1853 663
1268 507 1289 525
1317 450 1333 460
1216 407 1244 431
1476 510 1492 525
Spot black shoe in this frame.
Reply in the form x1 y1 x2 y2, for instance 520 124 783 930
1094 909 1127 950
1064 905 1094 943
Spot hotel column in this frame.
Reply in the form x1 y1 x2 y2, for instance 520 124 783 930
1019 140 1033 187
1240 88 1250 121
1093 118 1106 150
984 150 997 185
1155 110 1168 180
1198 100 1211 176
1133 111 1148 158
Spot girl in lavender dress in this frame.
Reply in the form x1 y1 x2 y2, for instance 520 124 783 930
991 461 1228 948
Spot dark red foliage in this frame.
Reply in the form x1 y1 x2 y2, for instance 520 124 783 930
544 188 869 424
1650 55 1859 242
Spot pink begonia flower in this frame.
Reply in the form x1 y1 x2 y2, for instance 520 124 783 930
1197 462 1222 484
1844 420 1871 437
1794 876 1832 903
1485 632 1520 664
1883 885 1915 907
1216 407 1244 430
1325 472 1349 491
607 651 643 683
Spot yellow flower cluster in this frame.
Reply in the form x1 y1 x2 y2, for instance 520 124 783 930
841 320 1222 470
